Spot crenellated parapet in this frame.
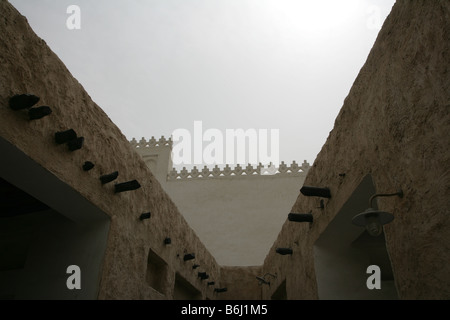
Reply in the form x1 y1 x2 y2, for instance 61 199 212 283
130 136 173 148
168 161 310 180
130 137 310 181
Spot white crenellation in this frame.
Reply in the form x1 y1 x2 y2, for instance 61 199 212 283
131 137 310 180
130 136 173 148
167 160 310 180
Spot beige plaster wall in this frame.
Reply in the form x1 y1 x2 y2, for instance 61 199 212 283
163 173 307 267
260 0 450 300
219 266 263 300
0 0 222 300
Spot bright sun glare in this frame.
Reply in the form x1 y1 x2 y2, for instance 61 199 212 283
268 0 361 38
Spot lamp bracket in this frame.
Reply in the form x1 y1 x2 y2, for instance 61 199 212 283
369 190 403 208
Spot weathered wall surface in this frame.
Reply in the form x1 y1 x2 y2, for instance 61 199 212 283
260 0 450 300
219 266 263 300
0 0 222 300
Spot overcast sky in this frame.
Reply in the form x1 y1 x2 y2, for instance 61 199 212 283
10 0 395 169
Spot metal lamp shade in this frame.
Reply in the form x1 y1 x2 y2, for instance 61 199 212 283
352 208 394 227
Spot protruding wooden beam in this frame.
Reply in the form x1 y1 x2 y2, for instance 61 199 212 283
9 94 40 110
100 171 119 184
55 129 77 144
300 186 331 198
276 248 293 255
139 212 151 221
82 161 95 171
29 106 52 120
288 213 313 223
114 180 141 193
68 137 84 151
183 253 195 261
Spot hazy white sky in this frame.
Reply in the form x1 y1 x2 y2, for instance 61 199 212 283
10 0 395 169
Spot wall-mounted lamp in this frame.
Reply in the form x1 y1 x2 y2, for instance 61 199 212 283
183 253 195 261
139 212 151 221
288 213 313 223
352 190 403 237
214 288 227 293
300 186 331 198
276 248 293 255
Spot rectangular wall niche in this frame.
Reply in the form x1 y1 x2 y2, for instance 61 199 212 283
146 248 169 295
313 174 398 300
173 273 202 300
271 280 287 300
0 137 111 300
